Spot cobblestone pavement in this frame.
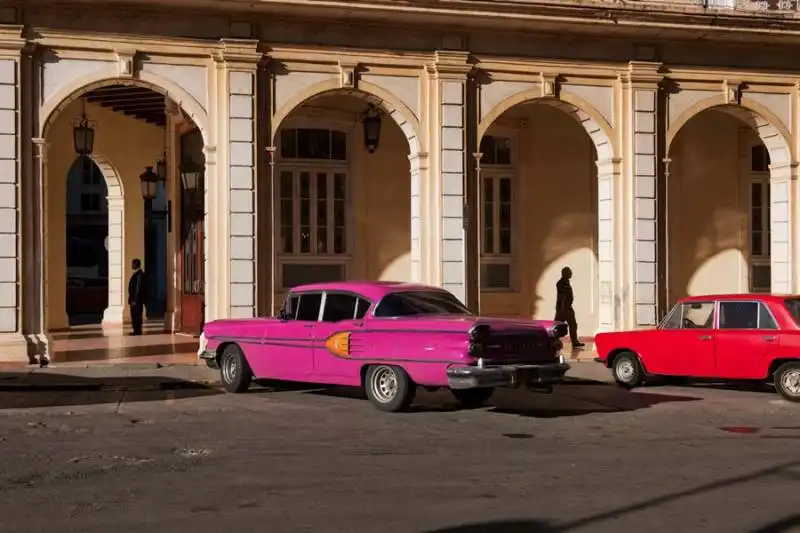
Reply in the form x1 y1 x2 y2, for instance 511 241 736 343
0 362 798 533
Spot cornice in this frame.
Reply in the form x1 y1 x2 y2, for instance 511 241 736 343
475 57 626 79
212 38 263 67
265 45 434 68
0 25 24 53
33 29 216 57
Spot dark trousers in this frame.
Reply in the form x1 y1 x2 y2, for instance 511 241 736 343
130 303 144 335
555 308 580 344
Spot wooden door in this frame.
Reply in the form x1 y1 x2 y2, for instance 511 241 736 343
179 188 204 335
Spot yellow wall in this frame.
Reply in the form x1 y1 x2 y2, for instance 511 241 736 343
481 104 598 334
45 100 165 329
667 109 758 304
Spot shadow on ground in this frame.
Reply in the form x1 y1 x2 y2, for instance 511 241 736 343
423 520 557 532
251 378 700 417
0 372 219 409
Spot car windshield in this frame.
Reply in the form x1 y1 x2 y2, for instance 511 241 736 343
374 290 472 317
784 298 800 326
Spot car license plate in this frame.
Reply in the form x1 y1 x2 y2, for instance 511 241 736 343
516 368 534 384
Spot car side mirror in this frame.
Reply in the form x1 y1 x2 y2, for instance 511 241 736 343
278 309 291 321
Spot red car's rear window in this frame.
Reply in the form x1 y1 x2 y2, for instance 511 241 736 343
783 298 800 326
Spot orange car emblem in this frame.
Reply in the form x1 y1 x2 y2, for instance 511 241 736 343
326 331 351 358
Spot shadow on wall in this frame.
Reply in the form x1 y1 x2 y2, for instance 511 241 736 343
668 108 763 304
514 103 598 329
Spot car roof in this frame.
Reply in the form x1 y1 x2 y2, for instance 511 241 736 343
287 281 449 302
679 293 798 304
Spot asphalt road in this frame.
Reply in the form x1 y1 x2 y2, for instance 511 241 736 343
0 363 799 533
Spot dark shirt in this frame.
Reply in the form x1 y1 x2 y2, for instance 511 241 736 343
128 270 147 306
556 277 574 312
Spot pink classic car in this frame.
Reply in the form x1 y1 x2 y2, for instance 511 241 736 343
198 281 571 412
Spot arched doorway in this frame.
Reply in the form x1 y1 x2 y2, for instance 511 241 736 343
266 88 422 312
477 96 617 337
65 155 109 325
42 81 206 334
666 103 792 304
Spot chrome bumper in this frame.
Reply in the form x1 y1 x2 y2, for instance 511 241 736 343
447 361 571 390
197 333 218 368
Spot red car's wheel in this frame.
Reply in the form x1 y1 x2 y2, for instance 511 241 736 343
774 362 800 402
612 351 643 389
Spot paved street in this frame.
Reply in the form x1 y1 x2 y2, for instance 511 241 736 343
0 362 798 533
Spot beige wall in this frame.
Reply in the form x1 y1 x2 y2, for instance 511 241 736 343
667 109 762 305
45 100 165 329
481 104 598 333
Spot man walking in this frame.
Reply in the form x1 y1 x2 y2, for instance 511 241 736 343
128 258 147 336
555 266 584 348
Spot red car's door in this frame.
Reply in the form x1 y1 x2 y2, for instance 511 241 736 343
260 292 319 381
643 301 717 377
714 300 780 379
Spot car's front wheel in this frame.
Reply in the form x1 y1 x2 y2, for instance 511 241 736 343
451 388 494 409
364 365 415 412
612 351 643 389
219 344 253 393
774 362 800 402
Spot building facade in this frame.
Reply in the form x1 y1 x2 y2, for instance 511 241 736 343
1 1 800 361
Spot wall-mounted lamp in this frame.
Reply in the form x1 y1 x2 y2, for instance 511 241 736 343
362 104 381 153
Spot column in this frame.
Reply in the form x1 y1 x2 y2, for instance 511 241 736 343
770 163 795 294
626 62 663 328
596 158 621 332
216 40 260 319
431 51 474 307
102 195 125 325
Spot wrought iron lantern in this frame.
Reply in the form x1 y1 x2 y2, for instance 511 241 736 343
362 104 381 153
139 166 160 201
72 113 96 155
180 159 203 192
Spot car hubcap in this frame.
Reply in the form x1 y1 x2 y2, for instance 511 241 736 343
222 354 238 384
371 367 398 403
616 360 635 382
781 370 800 397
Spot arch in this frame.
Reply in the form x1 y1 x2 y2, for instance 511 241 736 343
87 154 126 326
666 95 792 168
477 89 617 161
40 73 210 145
477 87 619 332
270 77 426 283
271 78 422 155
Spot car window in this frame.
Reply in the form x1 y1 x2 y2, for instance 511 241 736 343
680 301 715 329
784 298 800 326
296 293 323 321
759 303 778 330
660 304 683 329
322 293 359 322
355 298 370 319
374 290 471 317
281 295 300 319
719 301 758 329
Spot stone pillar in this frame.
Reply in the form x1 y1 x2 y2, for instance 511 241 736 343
430 51 474 307
770 163 796 294
0 37 31 362
101 195 125 326
624 62 663 328
596 158 622 332
214 40 260 319
409 152 428 283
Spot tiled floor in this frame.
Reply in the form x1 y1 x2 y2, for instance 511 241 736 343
47 321 200 366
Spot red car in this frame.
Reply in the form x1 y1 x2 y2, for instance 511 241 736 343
594 294 800 402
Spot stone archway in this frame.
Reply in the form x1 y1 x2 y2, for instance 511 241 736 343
86 154 126 326
478 92 620 333
269 81 426 307
667 99 794 295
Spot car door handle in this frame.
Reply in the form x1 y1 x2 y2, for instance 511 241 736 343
303 324 314 328
762 335 777 341
699 335 712 341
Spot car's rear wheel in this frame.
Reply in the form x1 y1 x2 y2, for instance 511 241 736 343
774 362 800 402
364 365 415 412
219 344 253 393
451 388 494 409
612 351 643 389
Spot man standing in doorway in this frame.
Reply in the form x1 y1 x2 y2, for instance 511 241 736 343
555 266 584 348
128 258 147 336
